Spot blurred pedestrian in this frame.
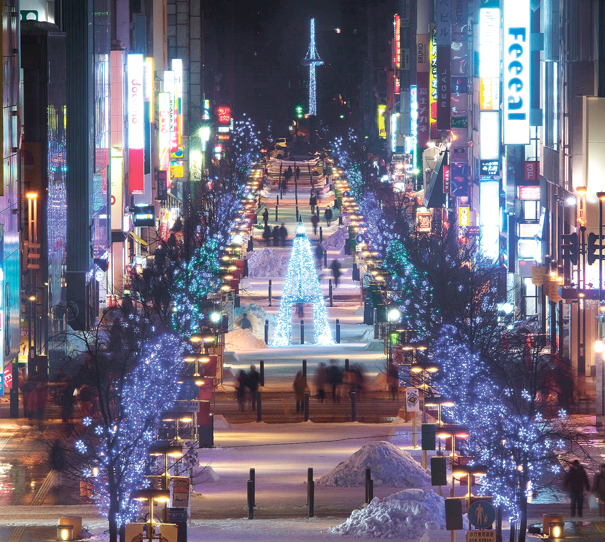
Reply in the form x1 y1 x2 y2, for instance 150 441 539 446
330 259 341 287
315 243 323 264
236 370 247 412
262 207 269 227
29 380 48 432
311 213 319 235
593 463 605 516
315 363 328 403
241 313 252 331
565 460 590 517
246 365 260 411
272 225 280 246
60 377 76 423
279 223 288 246
353 364 366 395
324 207 333 227
342 367 355 398
293 372 308 413
309 193 317 214
263 224 271 245
295 166 301 180
327 360 343 403
296 302 305 318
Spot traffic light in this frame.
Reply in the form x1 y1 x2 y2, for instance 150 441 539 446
561 232 578 265
295 105 304 119
588 232 605 265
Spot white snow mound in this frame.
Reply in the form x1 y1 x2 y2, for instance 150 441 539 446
225 329 267 351
318 441 430 488
234 303 276 340
330 488 446 539
322 226 348 253
247 247 286 277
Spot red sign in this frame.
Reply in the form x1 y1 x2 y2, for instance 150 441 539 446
443 165 451 194
217 106 231 125
525 161 537 181
4 362 12 390
518 185 541 201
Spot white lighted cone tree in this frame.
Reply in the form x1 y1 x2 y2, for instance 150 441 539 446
271 224 333 346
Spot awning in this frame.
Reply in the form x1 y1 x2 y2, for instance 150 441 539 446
422 151 447 209
129 231 148 246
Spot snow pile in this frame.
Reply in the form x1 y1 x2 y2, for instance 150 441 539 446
225 329 267 351
247 247 286 277
317 441 430 488
330 489 447 539
321 226 348 253
234 303 276 340
192 465 221 483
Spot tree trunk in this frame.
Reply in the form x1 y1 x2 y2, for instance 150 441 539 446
108 511 118 542
519 493 528 542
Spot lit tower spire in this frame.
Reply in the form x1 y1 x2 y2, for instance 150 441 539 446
301 18 323 116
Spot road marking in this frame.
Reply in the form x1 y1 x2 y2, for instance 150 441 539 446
7 469 57 542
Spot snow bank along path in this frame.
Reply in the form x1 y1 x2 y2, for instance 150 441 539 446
318 441 430 488
331 488 447 539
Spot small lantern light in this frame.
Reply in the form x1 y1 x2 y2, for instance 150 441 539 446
549 521 564 539
57 525 73 541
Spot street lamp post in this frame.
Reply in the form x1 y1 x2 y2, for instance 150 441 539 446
131 489 171 541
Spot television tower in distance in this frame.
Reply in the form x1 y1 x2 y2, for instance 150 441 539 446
301 18 323 116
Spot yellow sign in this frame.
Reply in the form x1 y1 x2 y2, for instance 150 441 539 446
467 531 496 542
378 104 387 139
479 78 499 111
458 206 470 227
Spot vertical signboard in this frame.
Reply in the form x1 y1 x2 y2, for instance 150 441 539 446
158 92 171 172
110 148 124 231
394 15 401 95
503 0 530 145
171 59 183 146
378 104 387 139
437 46 451 131
144 57 154 120
429 26 438 139
127 54 145 195
417 33 430 148
443 164 451 194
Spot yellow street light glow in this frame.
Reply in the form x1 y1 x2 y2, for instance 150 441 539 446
26 192 38 200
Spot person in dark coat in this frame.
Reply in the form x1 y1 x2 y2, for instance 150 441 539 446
60 377 76 423
565 459 590 517
295 166 301 180
293 372 308 413
279 223 288 246
241 313 252 330
236 370 247 411
272 225 280 246
246 365 261 411
326 360 343 403
330 259 341 287
311 214 319 235
263 224 272 245
309 193 317 214
315 243 323 264
324 207 333 227
262 208 269 227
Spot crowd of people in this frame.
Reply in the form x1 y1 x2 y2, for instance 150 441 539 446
235 365 261 411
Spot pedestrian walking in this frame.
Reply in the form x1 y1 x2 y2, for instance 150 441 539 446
59 377 76 423
246 365 261 411
565 459 590 517
311 213 319 235
315 243 323 264
295 166 301 180
327 360 343 403
272 225 280 246
309 193 317 214
262 207 269 227
296 302 305 318
315 363 328 403
279 223 288 246
263 224 272 245
593 463 605 516
330 259 341 288
324 207 333 227
293 372 308 413
287 166 293 180
236 370 247 411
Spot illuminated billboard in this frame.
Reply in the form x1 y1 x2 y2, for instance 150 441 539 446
480 111 500 161
217 106 232 125
503 0 530 145
144 57 153 120
479 8 500 78
158 92 171 172
172 59 183 146
378 104 387 139
127 54 144 194
480 180 500 261
394 15 400 94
